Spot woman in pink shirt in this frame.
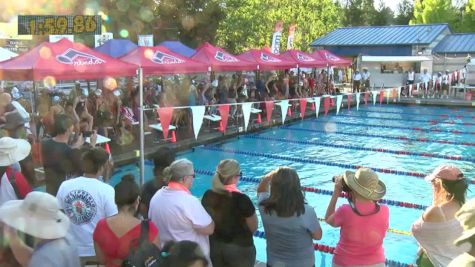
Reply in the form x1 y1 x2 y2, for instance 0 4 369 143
325 168 389 267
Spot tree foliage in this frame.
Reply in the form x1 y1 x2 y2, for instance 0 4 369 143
153 0 225 47
460 0 475 32
215 0 342 53
372 1 394 26
394 0 414 25
410 0 458 29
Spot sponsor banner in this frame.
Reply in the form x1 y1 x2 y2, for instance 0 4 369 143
3 39 31 53
215 51 238 62
296 52 315 62
56 48 105 66
138 34 154 47
260 52 281 62
94 32 113 47
152 51 185 64
49 35 74 43
270 21 283 55
287 24 296 50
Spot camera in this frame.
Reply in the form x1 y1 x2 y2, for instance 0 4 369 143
332 175 351 192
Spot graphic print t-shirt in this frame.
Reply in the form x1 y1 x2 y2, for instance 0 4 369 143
57 177 118 256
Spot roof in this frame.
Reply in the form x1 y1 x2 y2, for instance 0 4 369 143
311 24 450 47
433 33 475 54
361 56 431 62
159 41 196 57
95 39 137 58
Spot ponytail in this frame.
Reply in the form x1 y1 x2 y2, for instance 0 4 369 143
442 179 468 206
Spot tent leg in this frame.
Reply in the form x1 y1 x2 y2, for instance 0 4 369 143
138 68 145 186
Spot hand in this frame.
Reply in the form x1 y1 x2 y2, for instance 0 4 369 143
90 130 97 147
333 176 344 195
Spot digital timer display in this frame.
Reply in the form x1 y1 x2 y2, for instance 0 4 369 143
18 15 101 35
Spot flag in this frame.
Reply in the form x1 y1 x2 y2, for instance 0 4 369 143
271 21 283 54
287 24 297 50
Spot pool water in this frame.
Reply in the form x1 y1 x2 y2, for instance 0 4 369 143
111 104 475 266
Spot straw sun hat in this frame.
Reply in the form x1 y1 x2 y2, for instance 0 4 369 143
0 137 31 166
343 168 386 201
0 191 70 239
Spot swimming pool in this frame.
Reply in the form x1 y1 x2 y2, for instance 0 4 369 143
111 104 475 266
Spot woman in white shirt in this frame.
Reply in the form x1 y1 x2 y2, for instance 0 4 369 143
412 165 468 267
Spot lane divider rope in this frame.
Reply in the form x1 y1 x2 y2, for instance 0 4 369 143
194 169 428 211
338 113 474 126
253 230 414 267
244 135 475 163
280 126 475 147
200 146 475 185
357 108 475 120
311 119 475 135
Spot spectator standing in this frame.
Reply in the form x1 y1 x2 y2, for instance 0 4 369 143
420 69 432 98
0 192 80 267
202 160 257 267
412 165 468 267
325 168 389 267
353 70 362 93
148 159 214 263
93 175 160 267
362 68 371 91
257 167 322 267
41 114 86 196
56 148 118 262
0 137 32 206
140 146 176 218
407 68 415 85
448 198 475 267
159 241 209 267
442 70 450 98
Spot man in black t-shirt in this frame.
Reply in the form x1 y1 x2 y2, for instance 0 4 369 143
139 146 176 218
41 114 91 196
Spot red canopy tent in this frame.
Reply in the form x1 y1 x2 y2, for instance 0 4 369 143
0 38 137 81
191 42 257 72
311 50 352 67
279 50 327 68
237 49 296 71
120 46 208 74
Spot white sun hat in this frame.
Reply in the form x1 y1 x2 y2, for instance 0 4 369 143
0 191 70 239
0 137 31 166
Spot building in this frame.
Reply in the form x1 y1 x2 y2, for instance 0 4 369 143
310 24 474 87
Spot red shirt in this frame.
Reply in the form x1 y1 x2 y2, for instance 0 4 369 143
93 219 159 267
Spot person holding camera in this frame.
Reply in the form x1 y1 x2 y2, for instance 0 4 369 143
325 168 388 267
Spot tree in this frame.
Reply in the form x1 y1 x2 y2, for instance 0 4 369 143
410 0 459 30
372 1 394 26
342 0 379 26
216 0 342 53
153 0 225 47
460 0 475 32
394 0 414 25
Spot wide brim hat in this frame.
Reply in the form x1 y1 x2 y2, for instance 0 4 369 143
343 168 386 201
0 137 31 166
0 192 69 239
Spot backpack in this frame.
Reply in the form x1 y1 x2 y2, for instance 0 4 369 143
3 167 32 200
121 220 161 267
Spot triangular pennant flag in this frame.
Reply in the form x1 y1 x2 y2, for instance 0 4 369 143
313 97 321 118
397 87 402 101
364 91 369 105
242 102 252 131
157 107 174 139
104 143 111 154
408 84 413 97
218 104 230 132
323 97 330 115
347 94 353 110
371 91 378 105
278 100 289 124
379 90 384 104
299 98 307 119
386 89 391 104
190 106 205 139
265 101 274 123
356 92 361 110
336 95 343 114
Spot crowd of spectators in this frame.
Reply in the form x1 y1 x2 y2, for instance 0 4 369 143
0 128 473 267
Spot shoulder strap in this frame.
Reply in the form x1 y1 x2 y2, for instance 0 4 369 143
6 167 22 199
139 220 150 243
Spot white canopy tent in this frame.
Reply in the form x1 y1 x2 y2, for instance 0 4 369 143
361 56 431 62
0 47 18 62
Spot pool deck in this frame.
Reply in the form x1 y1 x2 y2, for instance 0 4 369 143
33 96 474 184
108 96 473 166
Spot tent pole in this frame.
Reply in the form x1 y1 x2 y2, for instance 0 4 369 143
138 67 145 186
